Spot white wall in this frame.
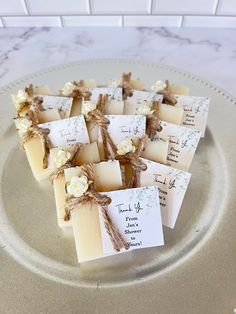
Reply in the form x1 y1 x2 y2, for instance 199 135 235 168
0 0 236 27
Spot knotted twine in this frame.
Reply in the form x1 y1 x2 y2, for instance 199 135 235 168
120 72 133 99
146 100 162 140
67 80 91 100
86 94 117 160
116 136 147 189
21 125 53 169
64 163 130 252
157 80 177 105
17 84 52 169
16 84 44 123
49 143 83 181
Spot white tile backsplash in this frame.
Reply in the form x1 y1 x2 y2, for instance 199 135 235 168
63 16 122 26
0 0 27 15
217 0 236 15
2 16 61 27
0 0 236 27
153 0 217 15
124 15 182 27
91 0 151 14
183 16 236 27
27 0 89 15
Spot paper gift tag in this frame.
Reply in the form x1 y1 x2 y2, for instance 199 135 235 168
90 87 123 101
175 95 210 137
99 186 164 254
39 116 90 147
98 115 146 145
89 87 124 115
139 158 191 228
124 90 163 115
154 121 201 171
36 95 73 119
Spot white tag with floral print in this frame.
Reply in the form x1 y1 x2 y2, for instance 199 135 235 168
140 158 191 228
98 115 146 145
154 121 201 171
175 95 210 137
38 116 89 147
124 90 163 115
37 95 73 119
90 87 123 101
99 186 164 254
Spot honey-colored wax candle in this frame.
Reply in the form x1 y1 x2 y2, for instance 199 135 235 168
15 115 90 181
57 160 123 230
50 142 101 228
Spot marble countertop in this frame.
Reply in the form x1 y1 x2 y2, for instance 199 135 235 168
0 27 235 96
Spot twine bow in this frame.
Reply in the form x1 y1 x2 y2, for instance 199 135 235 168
21 125 53 169
116 136 147 188
64 163 130 252
157 80 177 105
120 72 133 99
68 81 92 100
146 100 162 140
49 143 83 181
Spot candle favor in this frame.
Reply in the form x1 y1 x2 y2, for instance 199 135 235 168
15 115 90 181
175 95 210 137
124 90 184 125
84 88 124 142
67 171 164 263
12 85 62 123
34 95 73 119
138 158 191 228
153 121 201 171
50 143 100 228
150 80 190 96
54 160 123 229
89 87 124 115
97 114 146 159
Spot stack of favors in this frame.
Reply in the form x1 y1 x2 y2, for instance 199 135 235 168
12 73 209 263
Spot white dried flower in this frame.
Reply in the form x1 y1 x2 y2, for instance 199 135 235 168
53 149 71 168
81 100 97 115
67 175 89 198
109 79 121 88
137 103 154 115
116 138 136 156
11 90 28 108
150 80 167 92
16 118 32 135
61 82 76 96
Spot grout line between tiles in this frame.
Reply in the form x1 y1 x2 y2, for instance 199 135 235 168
59 16 63 27
150 0 154 14
180 16 184 27
88 0 93 14
1 13 236 17
0 16 5 27
23 0 30 15
121 15 124 27
214 0 221 15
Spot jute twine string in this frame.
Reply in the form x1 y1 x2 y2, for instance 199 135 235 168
86 94 117 160
120 72 133 99
68 80 91 100
146 100 162 140
49 143 83 181
16 84 44 120
21 125 53 169
64 163 130 252
116 136 147 189
158 80 177 105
